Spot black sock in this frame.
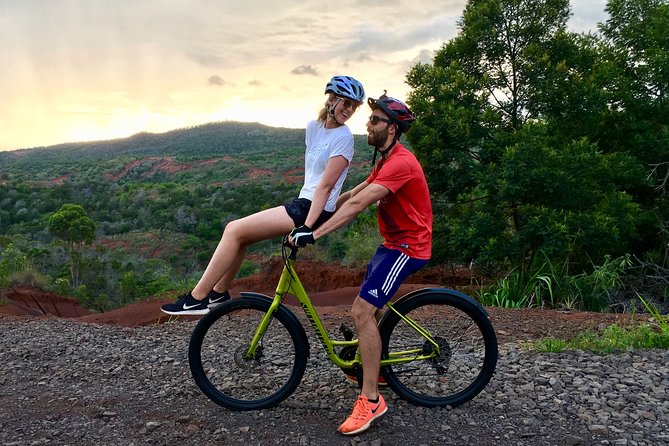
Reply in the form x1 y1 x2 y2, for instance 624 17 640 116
367 396 379 404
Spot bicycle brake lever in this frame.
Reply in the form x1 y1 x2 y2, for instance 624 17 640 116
282 236 299 259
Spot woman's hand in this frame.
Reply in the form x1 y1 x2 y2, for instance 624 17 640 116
288 225 315 247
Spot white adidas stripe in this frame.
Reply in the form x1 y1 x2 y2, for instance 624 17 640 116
381 253 409 295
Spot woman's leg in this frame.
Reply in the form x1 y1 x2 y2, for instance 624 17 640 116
209 245 245 294
191 206 295 299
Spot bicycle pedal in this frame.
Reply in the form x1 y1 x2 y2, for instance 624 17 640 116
339 323 355 341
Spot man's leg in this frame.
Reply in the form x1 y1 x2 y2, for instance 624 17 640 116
338 296 388 435
351 296 382 400
338 246 429 434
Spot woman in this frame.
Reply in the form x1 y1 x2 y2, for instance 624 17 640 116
161 75 365 315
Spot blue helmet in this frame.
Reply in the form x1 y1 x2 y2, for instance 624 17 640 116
325 75 365 104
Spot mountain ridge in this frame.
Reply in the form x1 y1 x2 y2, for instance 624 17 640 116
0 121 370 182
1 121 304 158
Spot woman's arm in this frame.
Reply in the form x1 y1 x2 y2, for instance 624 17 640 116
303 155 349 228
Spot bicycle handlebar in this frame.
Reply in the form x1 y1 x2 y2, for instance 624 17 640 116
282 236 299 260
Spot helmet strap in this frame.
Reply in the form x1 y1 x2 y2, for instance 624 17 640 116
371 134 400 165
327 98 344 127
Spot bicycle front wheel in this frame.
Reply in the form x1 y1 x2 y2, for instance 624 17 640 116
379 289 498 408
188 296 309 410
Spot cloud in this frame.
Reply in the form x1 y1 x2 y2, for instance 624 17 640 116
0 0 608 150
414 49 435 65
290 65 319 76
344 16 457 55
357 52 373 63
208 75 227 86
570 0 608 32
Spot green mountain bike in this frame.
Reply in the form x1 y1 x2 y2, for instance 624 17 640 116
189 241 498 411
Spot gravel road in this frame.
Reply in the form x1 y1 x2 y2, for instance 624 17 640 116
1 316 667 446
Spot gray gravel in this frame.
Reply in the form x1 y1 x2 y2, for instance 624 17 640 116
0 316 667 446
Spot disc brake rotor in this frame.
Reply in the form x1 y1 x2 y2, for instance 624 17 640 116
234 345 263 371
422 336 452 373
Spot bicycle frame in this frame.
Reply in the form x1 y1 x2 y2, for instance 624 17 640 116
243 246 441 369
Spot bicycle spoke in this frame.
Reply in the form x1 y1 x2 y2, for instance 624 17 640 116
189 299 308 410
381 292 497 407
202 310 292 399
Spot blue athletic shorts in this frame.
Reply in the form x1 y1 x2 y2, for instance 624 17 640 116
359 245 429 308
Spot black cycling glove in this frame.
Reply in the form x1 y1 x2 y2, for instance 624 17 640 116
290 225 315 247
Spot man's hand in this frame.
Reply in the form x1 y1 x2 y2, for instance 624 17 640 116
289 225 315 248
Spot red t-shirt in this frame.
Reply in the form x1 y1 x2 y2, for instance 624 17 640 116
366 144 432 259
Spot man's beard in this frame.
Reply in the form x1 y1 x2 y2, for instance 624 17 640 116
367 128 389 148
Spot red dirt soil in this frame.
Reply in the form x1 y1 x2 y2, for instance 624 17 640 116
0 260 635 344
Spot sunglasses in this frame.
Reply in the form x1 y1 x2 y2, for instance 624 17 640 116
336 97 359 111
368 115 393 125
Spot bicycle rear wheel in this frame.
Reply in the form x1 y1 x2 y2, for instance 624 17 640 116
379 289 497 408
189 296 309 410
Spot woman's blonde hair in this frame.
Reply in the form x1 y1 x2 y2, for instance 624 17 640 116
318 107 328 123
318 94 337 123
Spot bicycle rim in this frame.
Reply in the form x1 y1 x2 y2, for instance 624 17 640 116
380 292 498 407
189 298 308 410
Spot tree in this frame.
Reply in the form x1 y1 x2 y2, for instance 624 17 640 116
406 0 647 272
598 0 669 263
48 204 96 287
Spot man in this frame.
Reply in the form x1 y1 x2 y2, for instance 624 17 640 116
289 93 433 435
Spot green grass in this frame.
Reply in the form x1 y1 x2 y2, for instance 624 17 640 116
532 323 669 353
531 297 669 353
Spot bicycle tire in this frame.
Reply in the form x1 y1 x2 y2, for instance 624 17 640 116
189 296 309 410
379 289 498 408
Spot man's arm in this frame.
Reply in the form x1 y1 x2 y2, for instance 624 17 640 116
313 182 389 240
335 180 369 210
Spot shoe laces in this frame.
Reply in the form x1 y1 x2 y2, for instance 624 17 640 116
351 396 373 420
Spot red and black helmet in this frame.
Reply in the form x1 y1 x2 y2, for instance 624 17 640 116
368 92 416 134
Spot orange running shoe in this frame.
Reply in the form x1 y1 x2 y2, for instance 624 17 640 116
338 394 388 435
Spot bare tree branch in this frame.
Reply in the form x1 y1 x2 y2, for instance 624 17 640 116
648 162 669 197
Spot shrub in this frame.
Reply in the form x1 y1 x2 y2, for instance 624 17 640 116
477 253 632 311
8 267 49 289
476 267 555 308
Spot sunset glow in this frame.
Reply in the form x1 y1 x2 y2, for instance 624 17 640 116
0 0 608 151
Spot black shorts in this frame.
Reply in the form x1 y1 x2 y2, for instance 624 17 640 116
283 197 334 229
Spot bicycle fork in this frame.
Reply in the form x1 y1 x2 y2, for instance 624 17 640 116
243 297 284 359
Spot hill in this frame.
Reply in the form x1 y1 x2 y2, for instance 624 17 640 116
0 121 371 183
0 122 307 180
0 121 377 313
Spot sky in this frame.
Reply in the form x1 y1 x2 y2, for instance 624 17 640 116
0 0 608 151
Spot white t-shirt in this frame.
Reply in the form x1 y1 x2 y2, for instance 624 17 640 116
298 120 355 212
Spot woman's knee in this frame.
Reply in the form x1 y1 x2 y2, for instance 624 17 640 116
222 219 246 241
